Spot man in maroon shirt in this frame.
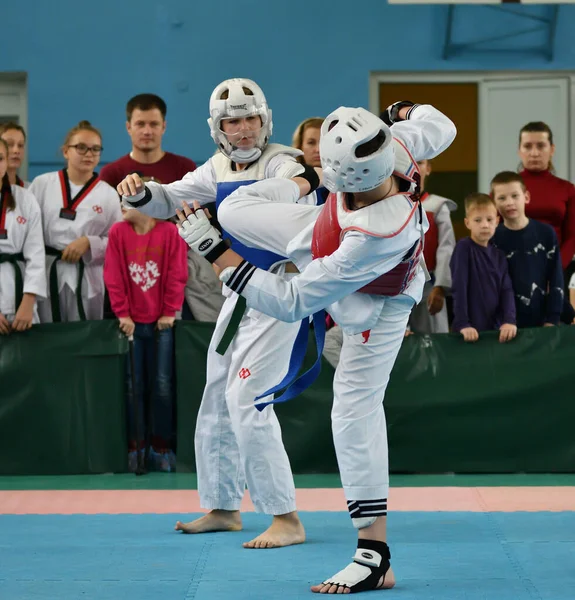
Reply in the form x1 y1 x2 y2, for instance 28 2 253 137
100 93 197 187
100 94 223 323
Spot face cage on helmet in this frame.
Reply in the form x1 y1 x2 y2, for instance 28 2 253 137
214 107 270 156
215 106 269 133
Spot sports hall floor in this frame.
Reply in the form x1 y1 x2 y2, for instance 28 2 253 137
1 473 574 599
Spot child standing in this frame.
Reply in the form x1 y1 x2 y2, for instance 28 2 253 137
0 138 46 332
450 193 517 343
104 208 188 471
491 171 564 328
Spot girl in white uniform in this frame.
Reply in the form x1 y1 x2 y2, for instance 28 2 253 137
0 122 30 188
0 139 46 334
176 102 456 593
29 121 122 322
119 79 317 549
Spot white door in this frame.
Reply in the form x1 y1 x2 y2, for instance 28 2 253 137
478 77 570 193
0 78 28 180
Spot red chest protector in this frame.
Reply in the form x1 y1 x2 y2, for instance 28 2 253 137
423 210 438 273
311 193 423 297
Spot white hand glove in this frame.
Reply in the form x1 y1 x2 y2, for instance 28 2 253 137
178 206 224 258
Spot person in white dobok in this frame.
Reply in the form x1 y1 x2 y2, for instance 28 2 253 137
0 138 46 334
176 101 456 593
118 78 320 549
408 159 457 334
29 121 122 322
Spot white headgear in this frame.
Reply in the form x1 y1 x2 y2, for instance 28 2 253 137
207 78 272 163
319 107 395 193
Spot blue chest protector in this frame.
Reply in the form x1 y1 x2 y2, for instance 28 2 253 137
215 180 326 411
216 181 287 270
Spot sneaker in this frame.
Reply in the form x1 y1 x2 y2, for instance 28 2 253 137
165 450 177 472
150 448 176 472
128 450 137 473
128 449 146 473
147 448 160 472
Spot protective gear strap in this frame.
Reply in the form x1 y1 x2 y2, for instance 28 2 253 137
381 100 417 126
294 164 320 193
204 239 230 264
126 187 152 208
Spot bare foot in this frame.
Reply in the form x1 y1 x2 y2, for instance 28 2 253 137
310 565 396 594
174 509 242 534
242 512 306 549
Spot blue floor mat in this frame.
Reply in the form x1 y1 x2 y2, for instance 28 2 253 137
1 511 574 599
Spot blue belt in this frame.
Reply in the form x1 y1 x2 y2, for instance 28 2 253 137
254 310 326 411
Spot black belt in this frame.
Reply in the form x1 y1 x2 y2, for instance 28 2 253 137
215 261 298 355
215 295 246 355
45 246 86 322
0 252 25 309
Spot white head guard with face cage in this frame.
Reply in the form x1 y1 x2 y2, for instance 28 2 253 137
320 107 395 194
207 78 273 163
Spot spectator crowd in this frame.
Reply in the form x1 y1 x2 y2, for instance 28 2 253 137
1 92 574 470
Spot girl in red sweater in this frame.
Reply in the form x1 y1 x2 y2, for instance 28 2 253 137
518 122 575 271
104 207 188 471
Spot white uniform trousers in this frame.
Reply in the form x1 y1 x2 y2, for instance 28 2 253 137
334 294 414 503
322 325 343 369
195 292 300 515
38 285 104 322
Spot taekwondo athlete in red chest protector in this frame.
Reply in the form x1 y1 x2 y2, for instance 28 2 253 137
176 101 456 594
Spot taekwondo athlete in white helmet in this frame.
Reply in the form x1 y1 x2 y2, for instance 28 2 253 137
118 78 322 549
176 101 457 593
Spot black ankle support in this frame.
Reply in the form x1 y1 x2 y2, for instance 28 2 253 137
350 539 391 593
357 539 391 560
